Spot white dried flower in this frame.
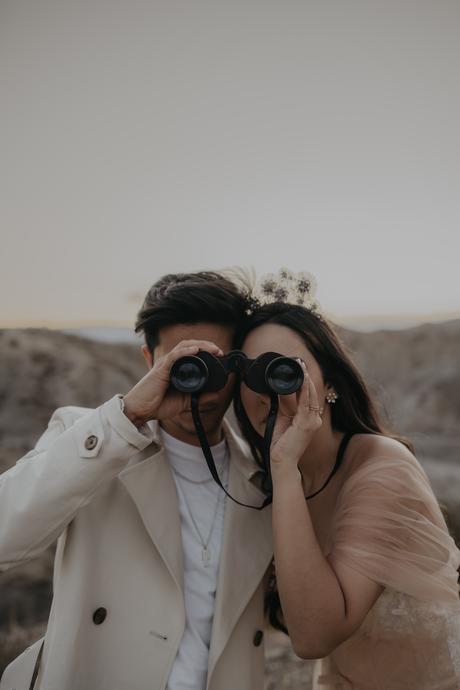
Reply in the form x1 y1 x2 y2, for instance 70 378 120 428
251 268 321 314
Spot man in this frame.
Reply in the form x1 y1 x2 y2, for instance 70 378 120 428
0 271 273 690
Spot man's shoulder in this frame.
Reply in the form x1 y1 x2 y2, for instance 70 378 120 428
30 404 98 453
48 404 95 430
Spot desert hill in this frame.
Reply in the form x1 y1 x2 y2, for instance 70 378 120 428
1 321 459 464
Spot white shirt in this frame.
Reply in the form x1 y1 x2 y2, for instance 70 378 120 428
159 427 229 690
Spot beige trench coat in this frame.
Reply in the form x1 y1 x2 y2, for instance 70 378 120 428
0 395 273 690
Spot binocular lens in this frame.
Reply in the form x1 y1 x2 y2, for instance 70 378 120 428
170 357 208 393
266 358 303 395
170 351 303 396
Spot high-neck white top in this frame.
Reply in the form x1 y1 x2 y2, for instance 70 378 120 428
159 427 229 690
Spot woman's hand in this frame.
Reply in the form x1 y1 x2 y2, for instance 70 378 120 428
270 361 323 467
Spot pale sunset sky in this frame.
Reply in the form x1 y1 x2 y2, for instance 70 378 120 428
1 0 459 331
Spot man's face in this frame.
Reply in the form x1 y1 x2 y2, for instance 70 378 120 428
143 322 235 446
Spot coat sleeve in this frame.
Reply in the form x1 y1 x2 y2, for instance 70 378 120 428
0 394 155 571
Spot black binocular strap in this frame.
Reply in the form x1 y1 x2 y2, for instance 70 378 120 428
260 393 278 492
190 394 273 510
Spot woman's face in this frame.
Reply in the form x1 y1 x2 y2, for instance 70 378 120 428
240 322 328 435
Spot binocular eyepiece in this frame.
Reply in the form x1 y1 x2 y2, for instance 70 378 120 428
170 350 304 396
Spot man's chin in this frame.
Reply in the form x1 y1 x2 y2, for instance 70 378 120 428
169 410 225 442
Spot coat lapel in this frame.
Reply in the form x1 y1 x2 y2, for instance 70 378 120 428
206 420 273 686
118 430 184 594
116 417 273 683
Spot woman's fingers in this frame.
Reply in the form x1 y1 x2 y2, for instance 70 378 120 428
293 362 322 432
278 391 298 418
270 363 322 464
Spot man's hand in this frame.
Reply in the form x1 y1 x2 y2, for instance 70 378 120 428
122 340 223 428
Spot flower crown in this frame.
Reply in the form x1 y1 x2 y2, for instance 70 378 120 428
221 266 322 317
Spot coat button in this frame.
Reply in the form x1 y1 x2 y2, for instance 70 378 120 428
85 435 98 450
92 607 107 624
253 629 264 647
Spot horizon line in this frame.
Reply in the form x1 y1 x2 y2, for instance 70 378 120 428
1 309 460 330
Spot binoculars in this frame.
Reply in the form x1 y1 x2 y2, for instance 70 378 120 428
170 350 304 396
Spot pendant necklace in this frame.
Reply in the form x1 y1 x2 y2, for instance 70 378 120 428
173 466 228 567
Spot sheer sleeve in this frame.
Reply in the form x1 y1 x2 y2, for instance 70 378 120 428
329 450 460 606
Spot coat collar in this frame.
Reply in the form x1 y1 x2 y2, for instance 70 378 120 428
118 432 185 592
117 416 273 679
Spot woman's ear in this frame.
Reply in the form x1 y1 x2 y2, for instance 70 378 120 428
141 344 153 369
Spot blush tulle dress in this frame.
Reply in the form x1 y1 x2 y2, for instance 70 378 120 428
312 452 460 690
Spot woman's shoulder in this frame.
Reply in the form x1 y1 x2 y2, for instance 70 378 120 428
331 434 460 606
349 432 413 459
343 433 427 486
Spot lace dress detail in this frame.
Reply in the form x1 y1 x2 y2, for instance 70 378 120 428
312 450 460 690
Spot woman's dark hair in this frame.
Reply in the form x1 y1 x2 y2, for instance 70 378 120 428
134 271 248 352
233 302 414 634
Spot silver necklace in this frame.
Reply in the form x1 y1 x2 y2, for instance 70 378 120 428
175 468 228 567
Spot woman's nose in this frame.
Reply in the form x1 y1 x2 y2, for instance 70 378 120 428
257 392 270 406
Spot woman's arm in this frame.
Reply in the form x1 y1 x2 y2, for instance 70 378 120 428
271 461 383 659
269 362 383 659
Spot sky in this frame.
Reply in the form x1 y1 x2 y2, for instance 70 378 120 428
1 0 459 329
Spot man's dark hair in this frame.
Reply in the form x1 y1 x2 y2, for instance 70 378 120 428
134 271 247 352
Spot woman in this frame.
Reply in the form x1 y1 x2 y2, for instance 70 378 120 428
232 270 460 689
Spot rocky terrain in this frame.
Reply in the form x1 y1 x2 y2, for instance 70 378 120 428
0 322 459 686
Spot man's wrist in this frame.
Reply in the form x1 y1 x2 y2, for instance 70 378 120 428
120 395 148 429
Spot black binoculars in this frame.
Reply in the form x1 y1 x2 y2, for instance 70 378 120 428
170 350 304 396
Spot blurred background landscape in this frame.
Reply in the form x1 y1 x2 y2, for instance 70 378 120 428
1 320 459 686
